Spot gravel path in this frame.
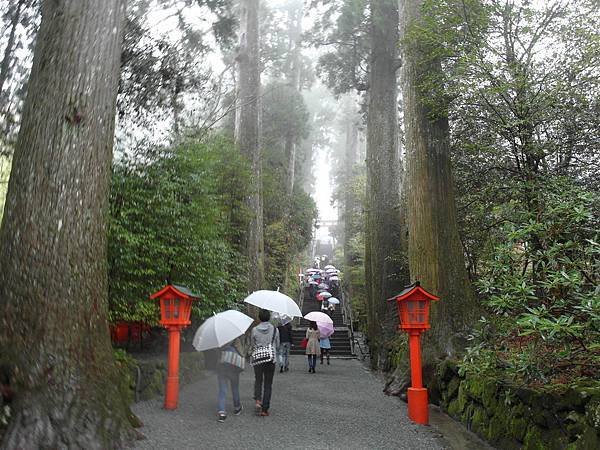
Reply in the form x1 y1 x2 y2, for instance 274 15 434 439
132 356 448 449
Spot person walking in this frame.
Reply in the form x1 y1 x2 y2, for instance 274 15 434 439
215 338 245 423
251 309 280 417
305 321 320 373
320 335 331 365
277 321 293 373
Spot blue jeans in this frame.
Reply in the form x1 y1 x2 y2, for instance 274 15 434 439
217 365 241 413
278 342 291 369
307 354 317 369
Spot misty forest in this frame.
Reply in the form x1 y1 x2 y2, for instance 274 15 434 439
0 0 599 449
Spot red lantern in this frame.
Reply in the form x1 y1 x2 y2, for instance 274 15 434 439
388 281 439 425
391 281 439 331
150 284 199 410
151 284 197 327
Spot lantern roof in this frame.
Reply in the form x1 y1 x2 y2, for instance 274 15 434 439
387 281 439 302
150 284 200 300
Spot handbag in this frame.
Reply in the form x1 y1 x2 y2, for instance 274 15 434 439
219 347 245 372
250 328 276 366
300 337 308 349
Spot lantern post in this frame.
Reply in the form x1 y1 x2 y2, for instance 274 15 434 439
150 284 199 410
388 281 439 425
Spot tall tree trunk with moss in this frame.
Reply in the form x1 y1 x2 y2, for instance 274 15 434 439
365 0 407 368
400 0 478 359
282 0 303 294
343 116 359 294
284 0 303 197
235 0 264 291
0 1 137 448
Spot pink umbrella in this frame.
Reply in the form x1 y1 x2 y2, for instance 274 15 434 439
317 321 334 338
304 311 333 324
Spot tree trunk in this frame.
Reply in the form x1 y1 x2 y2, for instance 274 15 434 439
235 0 264 291
0 1 136 448
284 1 303 197
400 0 478 359
343 116 358 282
0 0 25 110
365 0 408 367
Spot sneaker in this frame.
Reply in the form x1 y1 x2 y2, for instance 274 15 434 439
260 410 269 417
254 401 262 415
234 405 243 416
217 412 227 423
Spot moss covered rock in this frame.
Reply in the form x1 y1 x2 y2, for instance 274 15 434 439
437 359 460 382
487 408 511 442
465 378 486 402
471 406 489 436
564 411 587 437
567 426 600 450
447 398 462 418
462 402 475 428
509 415 529 442
446 377 460 401
585 398 600 430
481 379 498 412
457 382 469 412
523 426 544 450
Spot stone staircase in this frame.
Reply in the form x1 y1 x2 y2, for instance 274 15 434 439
290 288 353 357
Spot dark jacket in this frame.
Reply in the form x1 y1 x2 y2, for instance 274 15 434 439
277 323 293 345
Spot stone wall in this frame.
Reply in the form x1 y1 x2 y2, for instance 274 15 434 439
432 361 600 450
119 352 206 403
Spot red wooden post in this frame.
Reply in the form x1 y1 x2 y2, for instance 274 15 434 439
164 326 182 409
150 284 199 411
388 281 439 425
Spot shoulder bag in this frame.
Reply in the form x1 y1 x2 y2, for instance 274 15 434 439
250 328 276 366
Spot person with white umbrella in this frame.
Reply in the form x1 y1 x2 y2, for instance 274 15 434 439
250 309 280 417
193 310 253 423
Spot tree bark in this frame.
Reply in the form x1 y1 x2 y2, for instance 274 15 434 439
400 0 478 359
365 0 408 368
0 1 135 448
343 114 359 291
235 0 264 291
284 1 303 197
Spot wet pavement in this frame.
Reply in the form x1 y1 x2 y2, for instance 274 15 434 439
132 356 449 449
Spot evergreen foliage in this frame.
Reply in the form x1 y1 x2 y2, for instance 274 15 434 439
108 135 251 323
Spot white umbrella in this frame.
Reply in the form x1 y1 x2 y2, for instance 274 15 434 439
243 290 302 317
324 265 335 270
317 291 332 299
193 310 253 352
328 297 340 305
325 268 337 274
304 311 333 324
271 312 292 326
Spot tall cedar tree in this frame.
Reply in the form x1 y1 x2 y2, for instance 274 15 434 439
235 0 264 291
0 1 136 447
365 0 407 367
400 0 478 358
283 0 303 197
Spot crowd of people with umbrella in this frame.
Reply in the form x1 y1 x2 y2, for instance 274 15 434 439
190 278 342 422
299 264 342 370
303 264 341 315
